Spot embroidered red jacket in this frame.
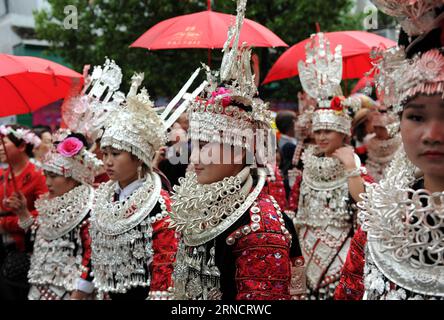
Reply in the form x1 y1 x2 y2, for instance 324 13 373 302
223 192 301 300
149 189 179 292
0 162 48 251
334 227 367 300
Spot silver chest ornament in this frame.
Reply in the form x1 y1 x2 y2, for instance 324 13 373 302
90 173 166 294
29 184 94 292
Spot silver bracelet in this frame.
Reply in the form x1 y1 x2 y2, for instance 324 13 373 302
345 167 361 178
18 216 34 230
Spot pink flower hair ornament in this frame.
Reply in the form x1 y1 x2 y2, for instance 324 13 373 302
57 137 84 157
208 87 232 107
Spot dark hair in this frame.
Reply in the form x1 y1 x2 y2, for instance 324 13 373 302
353 121 368 144
66 132 90 149
217 81 253 112
32 125 52 138
275 110 296 135
5 124 34 157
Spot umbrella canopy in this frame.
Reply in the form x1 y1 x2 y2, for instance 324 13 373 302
0 54 83 117
130 10 288 50
262 31 396 85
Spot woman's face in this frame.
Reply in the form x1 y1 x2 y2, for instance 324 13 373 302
33 132 52 160
400 94 444 177
102 147 141 186
0 136 25 163
373 126 390 140
190 141 245 184
314 129 346 156
41 132 52 146
365 116 375 135
44 171 79 198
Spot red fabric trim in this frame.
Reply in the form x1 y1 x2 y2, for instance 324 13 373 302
79 219 92 280
149 190 179 291
266 165 288 210
287 175 303 212
355 145 367 155
334 228 367 300
361 169 375 184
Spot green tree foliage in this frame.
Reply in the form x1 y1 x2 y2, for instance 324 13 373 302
34 0 362 104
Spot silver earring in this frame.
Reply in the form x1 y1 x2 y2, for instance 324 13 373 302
137 165 143 180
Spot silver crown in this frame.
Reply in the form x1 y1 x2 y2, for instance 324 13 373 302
311 109 352 136
371 0 444 37
189 0 272 152
41 133 103 185
62 59 124 143
298 32 352 135
373 46 444 114
100 73 166 168
298 32 343 108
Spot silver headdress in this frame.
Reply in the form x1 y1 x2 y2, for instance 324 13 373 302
298 33 355 136
298 32 343 109
371 0 444 37
62 58 125 144
100 68 204 168
100 73 166 168
41 130 103 185
189 0 273 153
310 108 352 136
42 59 113 184
373 46 444 114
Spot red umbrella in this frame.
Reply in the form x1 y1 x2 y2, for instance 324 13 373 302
131 10 287 50
0 54 83 192
262 31 396 85
0 54 83 117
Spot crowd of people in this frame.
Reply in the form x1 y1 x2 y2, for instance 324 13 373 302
0 0 443 300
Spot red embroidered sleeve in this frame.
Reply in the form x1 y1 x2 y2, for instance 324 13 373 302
0 164 45 251
266 169 288 211
287 175 302 212
0 166 47 234
334 228 367 300
79 218 92 280
232 196 292 300
149 190 178 292
0 209 38 233
32 170 49 201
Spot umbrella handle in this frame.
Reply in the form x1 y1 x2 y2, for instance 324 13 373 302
0 136 19 193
